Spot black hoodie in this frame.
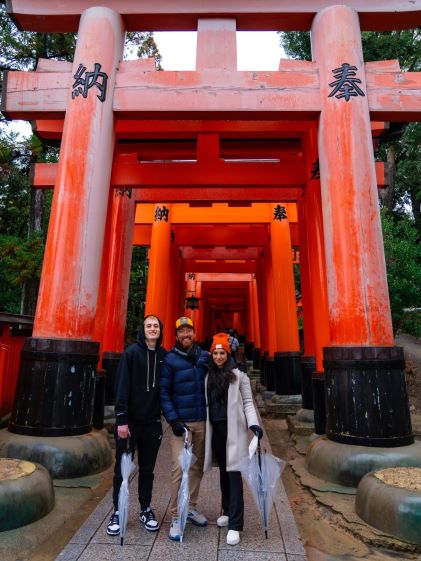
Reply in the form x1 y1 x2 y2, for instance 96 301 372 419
114 317 167 426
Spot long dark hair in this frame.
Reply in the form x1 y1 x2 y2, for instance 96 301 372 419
207 356 237 403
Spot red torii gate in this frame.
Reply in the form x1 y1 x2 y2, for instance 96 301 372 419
3 2 421 460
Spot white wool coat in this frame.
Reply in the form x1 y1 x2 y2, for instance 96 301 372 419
204 367 259 472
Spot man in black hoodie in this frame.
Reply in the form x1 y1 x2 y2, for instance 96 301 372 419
107 314 167 536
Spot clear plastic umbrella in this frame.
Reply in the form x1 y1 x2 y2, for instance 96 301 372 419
177 427 197 542
118 441 136 546
239 438 284 538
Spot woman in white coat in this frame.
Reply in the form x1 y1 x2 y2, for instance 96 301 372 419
204 332 263 546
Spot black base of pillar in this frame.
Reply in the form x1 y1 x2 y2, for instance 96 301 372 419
9 338 99 437
245 342 254 361
260 351 268 386
102 351 122 405
274 352 302 395
92 368 106 430
252 347 261 370
312 371 326 435
324 346 413 447
266 357 275 392
300 355 316 410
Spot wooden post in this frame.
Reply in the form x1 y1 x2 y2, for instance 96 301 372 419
145 204 172 323
312 5 412 446
10 7 125 436
100 191 135 404
270 205 301 395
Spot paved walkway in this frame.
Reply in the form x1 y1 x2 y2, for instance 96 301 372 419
54 422 307 561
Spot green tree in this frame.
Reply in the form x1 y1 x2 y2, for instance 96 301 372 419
381 211 421 335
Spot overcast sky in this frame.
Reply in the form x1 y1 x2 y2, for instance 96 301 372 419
154 31 285 70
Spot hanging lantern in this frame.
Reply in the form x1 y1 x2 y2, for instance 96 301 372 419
185 295 200 310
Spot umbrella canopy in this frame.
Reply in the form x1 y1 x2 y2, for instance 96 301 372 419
118 448 136 546
177 427 197 542
239 438 284 538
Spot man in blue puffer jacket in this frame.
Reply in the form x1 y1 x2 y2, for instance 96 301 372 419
160 316 210 541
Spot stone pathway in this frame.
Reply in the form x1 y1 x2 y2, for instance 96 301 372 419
54 423 307 561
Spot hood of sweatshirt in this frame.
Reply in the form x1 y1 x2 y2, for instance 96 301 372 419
136 315 164 392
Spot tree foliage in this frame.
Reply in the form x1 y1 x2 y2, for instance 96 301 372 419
381 211 421 335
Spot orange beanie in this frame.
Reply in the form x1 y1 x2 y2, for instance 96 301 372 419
210 332 231 355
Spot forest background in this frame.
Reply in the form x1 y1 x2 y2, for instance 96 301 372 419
0 6 420 339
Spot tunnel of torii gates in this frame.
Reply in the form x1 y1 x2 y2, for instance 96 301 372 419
2 1 421 451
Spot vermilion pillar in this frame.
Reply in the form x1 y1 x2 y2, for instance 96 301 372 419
302 130 330 373
263 250 277 393
312 5 412 446
247 280 255 346
302 129 331 431
101 192 136 354
10 8 125 436
252 277 261 349
195 280 204 343
100 191 136 404
184 274 197 326
163 243 180 349
270 206 301 396
145 204 172 324
297 197 316 411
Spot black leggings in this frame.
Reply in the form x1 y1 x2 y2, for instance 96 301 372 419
211 420 244 531
112 421 162 511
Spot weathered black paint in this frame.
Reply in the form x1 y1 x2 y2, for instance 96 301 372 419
102 351 122 405
274 352 301 395
266 356 275 392
324 346 413 447
9 338 99 436
312 371 326 435
300 355 316 410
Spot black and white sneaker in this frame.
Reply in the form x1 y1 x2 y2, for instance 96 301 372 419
140 507 159 532
106 511 120 536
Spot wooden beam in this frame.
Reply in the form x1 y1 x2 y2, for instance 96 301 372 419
182 247 261 260
2 66 321 120
33 118 315 140
31 161 388 194
182 260 257 274
5 62 421 121
173 225 269 246
8 1 421 32
135 202 297 224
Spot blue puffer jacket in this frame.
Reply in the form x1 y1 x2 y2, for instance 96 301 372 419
160 344 210 423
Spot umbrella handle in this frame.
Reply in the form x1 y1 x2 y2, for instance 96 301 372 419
183 426 192 448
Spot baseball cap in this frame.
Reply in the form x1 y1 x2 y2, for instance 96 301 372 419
175 316 194 330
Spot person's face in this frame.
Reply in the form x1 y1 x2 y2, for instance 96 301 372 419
144 317 160 343
212 348 228 368
176 326 195 349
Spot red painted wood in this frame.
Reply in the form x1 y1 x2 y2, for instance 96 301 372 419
8 1 421 32
312 5 394 346
33 7 125 339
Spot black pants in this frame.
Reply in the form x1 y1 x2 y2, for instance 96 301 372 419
211 420 244 531
112 420 162 511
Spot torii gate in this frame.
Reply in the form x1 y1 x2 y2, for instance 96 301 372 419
3 2 421 461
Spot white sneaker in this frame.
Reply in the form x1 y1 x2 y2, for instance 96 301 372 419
217 515 229 527
227 529 240 545
169 518 181 541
